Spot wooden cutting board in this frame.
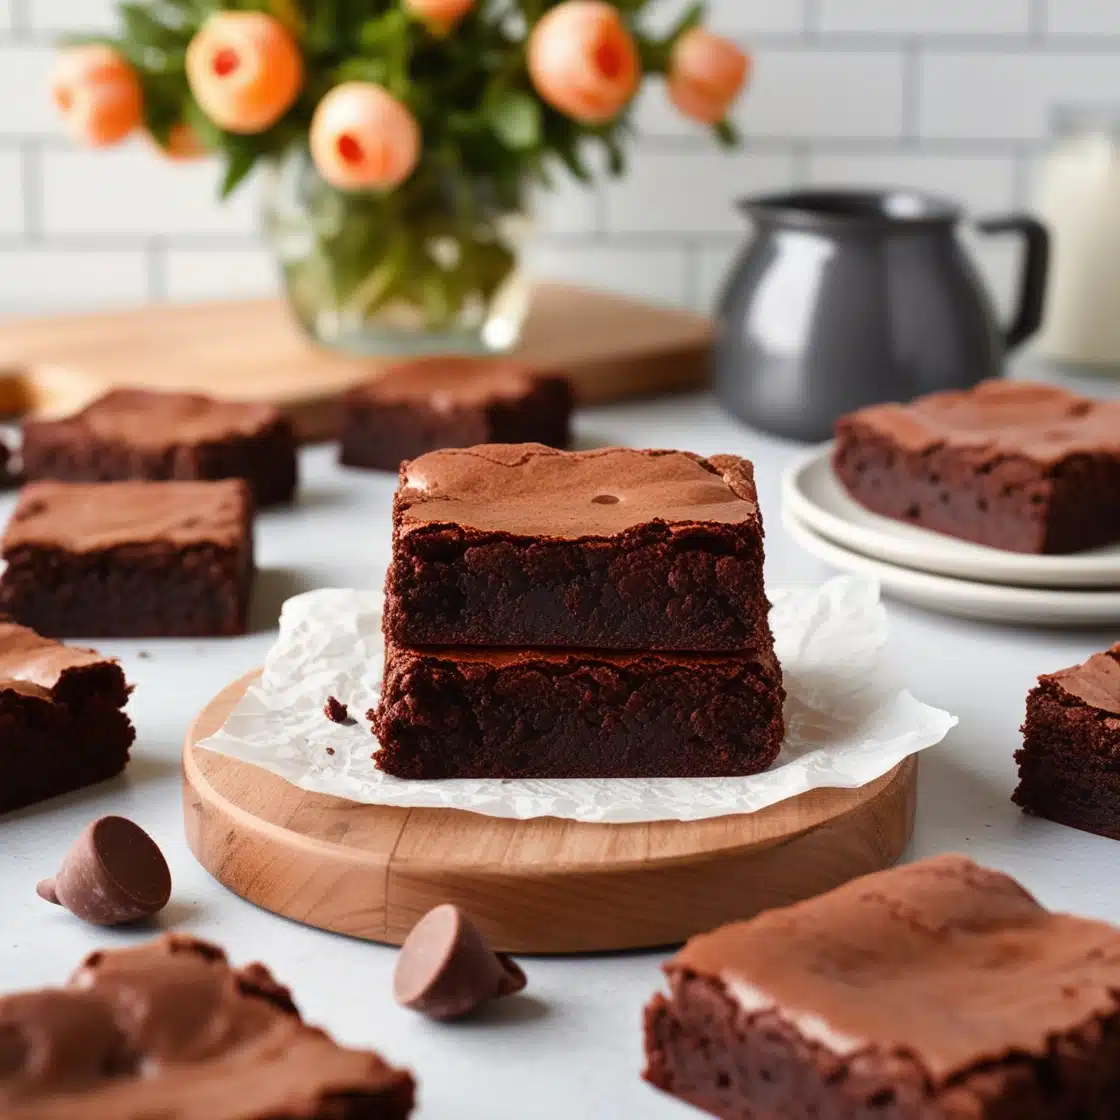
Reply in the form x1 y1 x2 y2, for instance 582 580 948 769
0 283 711 441
184 672 918 954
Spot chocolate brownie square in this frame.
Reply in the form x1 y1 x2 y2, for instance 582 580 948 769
644 854 1120 1119
371 642 784 779
383 444 773 653
22 388 298 507
1013 643 1120 840
0 479 255 638
0 934 415 1117
340 357 572 472
0 620 133 814
833 381 1120 554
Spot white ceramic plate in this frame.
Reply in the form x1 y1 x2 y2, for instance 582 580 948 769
783 445 1120 590
784 511 1120 627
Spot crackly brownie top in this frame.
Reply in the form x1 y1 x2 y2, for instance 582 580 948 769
0 935 412 1120
840 381 1120 466
29 389 283 449
1042 643 1120 715
3 480 251 553
668 854 1120 1086
349 357 550 408
397 444 759 539
0 621 117 694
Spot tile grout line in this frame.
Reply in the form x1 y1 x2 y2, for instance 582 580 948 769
1030 0 1048 39
7 0 29 35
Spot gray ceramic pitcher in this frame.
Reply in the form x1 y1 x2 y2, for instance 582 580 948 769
713 189 1050 441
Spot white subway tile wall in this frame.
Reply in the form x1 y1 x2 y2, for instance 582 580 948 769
0 0 1117 315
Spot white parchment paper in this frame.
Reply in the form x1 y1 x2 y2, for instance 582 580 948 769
198 576 955 823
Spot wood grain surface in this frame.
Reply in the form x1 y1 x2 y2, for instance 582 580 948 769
0 284 711 441
183 672 918 954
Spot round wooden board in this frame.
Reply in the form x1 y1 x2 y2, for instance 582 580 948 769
184 672 918 954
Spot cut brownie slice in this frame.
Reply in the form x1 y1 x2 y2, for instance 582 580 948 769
371 642 784 780
1013 643 1120 840
340 357 572 472
644 854 1120 1120
384 444 773 652
0 620 134 814
0 934 415 1118
22 388 298 507
0 479 255 638
833 380 1120 554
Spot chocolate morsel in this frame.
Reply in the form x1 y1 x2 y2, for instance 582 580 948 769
393 904 526 1021
37 816 172 926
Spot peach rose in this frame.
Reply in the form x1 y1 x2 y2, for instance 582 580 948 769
404 0 475 33
528 1 640 124
153 122 207 160
668 29 750 125
310 82 421 191
186 11 303 134
52 45 142 147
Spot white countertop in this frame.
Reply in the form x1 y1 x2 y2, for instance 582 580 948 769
2 389 1118 1119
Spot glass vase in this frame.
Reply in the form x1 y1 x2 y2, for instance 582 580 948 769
263 145 531 355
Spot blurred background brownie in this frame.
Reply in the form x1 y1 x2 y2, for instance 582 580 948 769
0 479 255 638
339 357 572 472
1014 643 1120 840
644 854 1120 1119
833 381 1120 554
372 643 784 780
22 388 298 507
0 934 415 1118
384 444 773 653
0 620 133 814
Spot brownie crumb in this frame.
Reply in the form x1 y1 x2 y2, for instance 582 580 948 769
324 696 353 725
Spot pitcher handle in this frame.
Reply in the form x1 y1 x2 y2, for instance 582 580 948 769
975 214 1050 352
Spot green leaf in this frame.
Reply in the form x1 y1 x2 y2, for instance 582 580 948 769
333 57 391 85
219 140 258 199
667 1 707 39
119 2 182 48
713 118 741 147
266 0 303 38
486 89 541 150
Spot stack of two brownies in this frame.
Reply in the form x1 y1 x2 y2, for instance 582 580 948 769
373 444 785 781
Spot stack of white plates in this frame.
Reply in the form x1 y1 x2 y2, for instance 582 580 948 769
782 447 1120 626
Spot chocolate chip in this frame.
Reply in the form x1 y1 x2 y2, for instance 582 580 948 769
37 817 171 927
394 904 526 1021
324 696 354 725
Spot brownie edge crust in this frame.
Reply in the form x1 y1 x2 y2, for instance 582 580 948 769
1013 643 1120 841
832 382 1120 555
384 444 774 653
643 854 1120 1120
371 643 785 780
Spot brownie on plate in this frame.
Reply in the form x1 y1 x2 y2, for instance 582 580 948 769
833 381 1120 554
372 642 784 780
1014 643 1120 840
0 934 415 1118
0 620 133 814
340 357 572 472
644 854 1120 1119
0 479 255 638
22 388 298 507
383 444 773 653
